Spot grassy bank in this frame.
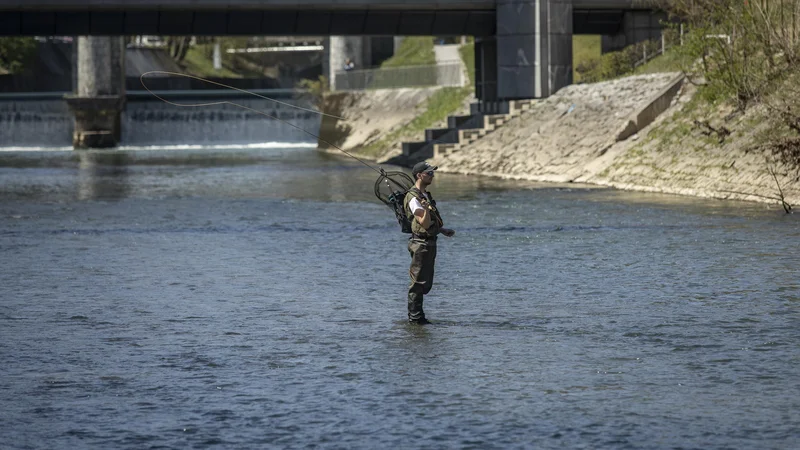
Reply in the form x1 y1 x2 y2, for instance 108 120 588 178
459 40 475 85
573 35 684 83
356 86 472 159
632 47 683 75
380 37 436 68
180 41 270 78
573 35 601 83
180 45 243 78
355 39 476 159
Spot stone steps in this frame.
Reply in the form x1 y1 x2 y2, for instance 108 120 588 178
404 98 538 161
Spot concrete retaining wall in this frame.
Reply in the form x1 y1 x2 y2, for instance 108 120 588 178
616 74 684 141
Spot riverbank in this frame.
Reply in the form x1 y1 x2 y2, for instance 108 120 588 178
316 86 473 159
430 73 799 208
320 74 799 209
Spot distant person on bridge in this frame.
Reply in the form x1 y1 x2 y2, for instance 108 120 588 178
343 58 355 71
404 161 455 324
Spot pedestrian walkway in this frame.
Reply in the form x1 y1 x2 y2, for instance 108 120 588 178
433 44 466 87
433 44 462 65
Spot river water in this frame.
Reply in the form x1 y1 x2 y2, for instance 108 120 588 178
1 146 798 449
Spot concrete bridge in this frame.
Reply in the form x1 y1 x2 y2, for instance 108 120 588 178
0 1 660 44
0 0 665 148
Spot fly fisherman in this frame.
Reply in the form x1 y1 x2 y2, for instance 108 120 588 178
404 161 456 324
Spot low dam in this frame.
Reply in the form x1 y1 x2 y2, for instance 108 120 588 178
0 92 321 148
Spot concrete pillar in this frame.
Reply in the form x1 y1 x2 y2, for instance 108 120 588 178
626 11 666 45
602 11 668 54
369 37 395 67
327 36 372 91
474 37 498 101
65 36 125 149
361 37 372 68
494 0 572 99
213 41 222 70
322 37 330 88
601 33 628 53
393 37 405 54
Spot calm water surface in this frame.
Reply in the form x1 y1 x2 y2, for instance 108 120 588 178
1 146 798 449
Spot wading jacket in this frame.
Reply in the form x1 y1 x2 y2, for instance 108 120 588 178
404 187 443 239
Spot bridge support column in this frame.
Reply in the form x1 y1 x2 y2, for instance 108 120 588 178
474 37 498 101
486 0 572 100
65 36 125 149
601 11 668 54
327 36 373 90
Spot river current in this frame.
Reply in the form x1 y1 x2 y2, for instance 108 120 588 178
1 146 798 449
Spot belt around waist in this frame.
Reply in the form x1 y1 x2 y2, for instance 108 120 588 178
411 234 437 241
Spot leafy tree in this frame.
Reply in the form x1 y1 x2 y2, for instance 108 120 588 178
659 0 800 110
0 37 36 74
658 0 800 171
166 37 192 63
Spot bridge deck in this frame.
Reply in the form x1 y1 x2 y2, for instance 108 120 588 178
0 0 647 36
0 0 496 11
0 0 638 10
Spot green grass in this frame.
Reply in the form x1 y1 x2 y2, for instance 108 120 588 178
459 40 475 86
358 39 474 158
633 47 685 75
380 37 436 68
573 37 686 83
573 35 601 82
359 86 472 158
400 86 472 135
180 45 245 78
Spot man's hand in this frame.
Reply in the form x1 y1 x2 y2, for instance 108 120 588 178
441 228 455 237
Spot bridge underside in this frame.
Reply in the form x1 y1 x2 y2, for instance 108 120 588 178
0 2 667 149
0 9 635 36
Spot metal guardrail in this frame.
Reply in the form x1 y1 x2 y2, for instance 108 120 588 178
634 35 670 68
633 27 686 68
334 63 465 91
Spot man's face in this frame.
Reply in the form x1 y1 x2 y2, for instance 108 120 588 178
419 170 434 185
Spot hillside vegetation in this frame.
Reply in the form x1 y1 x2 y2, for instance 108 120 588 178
380 37 436 68
581 1 799 200
567 0 800 209
0 37 37 74
667 0 800 188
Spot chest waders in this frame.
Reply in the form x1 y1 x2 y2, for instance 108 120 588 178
402 188 444 323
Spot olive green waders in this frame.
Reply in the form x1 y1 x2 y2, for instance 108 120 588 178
407 237 437 322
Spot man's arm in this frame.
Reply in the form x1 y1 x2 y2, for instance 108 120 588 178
413 203 432 229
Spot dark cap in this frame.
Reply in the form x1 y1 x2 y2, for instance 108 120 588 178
412 161 438 176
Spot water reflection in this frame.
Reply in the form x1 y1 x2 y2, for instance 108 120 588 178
76 151 130 200
0 146 576 203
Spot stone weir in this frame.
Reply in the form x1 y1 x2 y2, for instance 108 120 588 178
0 92 319 148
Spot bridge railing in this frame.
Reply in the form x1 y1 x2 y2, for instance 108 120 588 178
333 62 465 91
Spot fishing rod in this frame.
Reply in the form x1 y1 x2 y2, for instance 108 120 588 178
140 71 420 229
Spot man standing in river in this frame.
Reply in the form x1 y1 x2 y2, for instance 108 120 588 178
404 161 455 324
